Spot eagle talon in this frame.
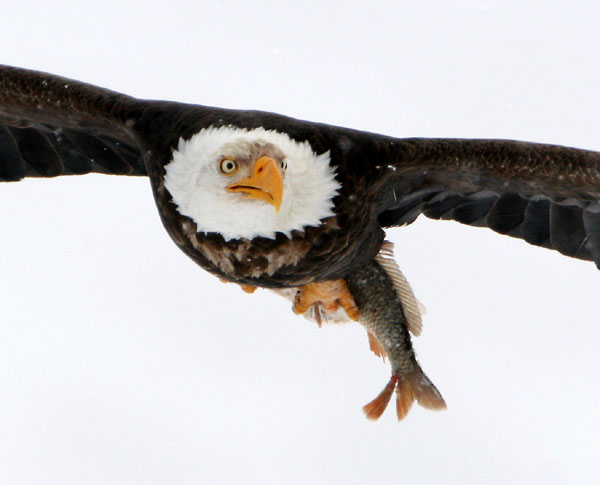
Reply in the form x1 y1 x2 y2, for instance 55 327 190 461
219 278 257 294
313 303 323 328
292 279 360 322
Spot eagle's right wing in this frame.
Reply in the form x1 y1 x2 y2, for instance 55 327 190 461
0 65 147 180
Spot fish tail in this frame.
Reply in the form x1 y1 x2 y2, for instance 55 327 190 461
362 377 398 420
363 375 418 421
363 367 446 421
406 366 447 414
396 366 446 420
395 377 416 421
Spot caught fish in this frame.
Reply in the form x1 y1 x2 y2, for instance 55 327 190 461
345 244 447 420
271 241 446 421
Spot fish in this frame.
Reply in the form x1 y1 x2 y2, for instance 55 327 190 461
345 243 447 420
270 241 446 420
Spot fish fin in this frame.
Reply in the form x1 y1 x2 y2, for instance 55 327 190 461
363 376 397 420
367 331 387 361
408 368 447 411
394 367 446 420
363 369 445 421
395 377 415 421
417 299 427 317
375 241 423 337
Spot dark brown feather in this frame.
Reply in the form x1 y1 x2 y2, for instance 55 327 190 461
373 138 600 267
0 65 146 179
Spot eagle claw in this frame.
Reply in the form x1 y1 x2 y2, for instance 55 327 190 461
292 279 360 322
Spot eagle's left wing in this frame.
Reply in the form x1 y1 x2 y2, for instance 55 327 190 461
368 137 600 267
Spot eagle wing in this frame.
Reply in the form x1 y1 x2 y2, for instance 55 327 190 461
369 137 600 267
0 65 147 180
4 66 600 269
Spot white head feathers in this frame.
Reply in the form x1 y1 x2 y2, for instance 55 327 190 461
164 126 340 241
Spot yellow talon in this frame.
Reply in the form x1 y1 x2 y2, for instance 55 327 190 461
240 284 256 294
293 279 359 321
219 278 257 294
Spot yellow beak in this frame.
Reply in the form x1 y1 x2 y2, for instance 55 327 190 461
226 156 283 212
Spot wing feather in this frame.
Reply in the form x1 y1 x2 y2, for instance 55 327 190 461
373 138 600 267
0 124 26 180
0 65 147 180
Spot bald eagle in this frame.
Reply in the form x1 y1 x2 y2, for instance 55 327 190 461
2 65 599 419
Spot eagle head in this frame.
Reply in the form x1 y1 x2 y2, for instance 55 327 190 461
219 139 286 213
163 126 340 241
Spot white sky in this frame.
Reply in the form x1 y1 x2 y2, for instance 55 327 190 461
2 1 600 484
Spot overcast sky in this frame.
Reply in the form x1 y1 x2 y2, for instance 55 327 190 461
2 1 600 484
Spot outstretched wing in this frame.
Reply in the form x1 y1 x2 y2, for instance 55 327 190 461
370 138 600 267
0 65 147 181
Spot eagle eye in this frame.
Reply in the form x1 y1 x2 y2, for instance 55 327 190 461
219 158 238 175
